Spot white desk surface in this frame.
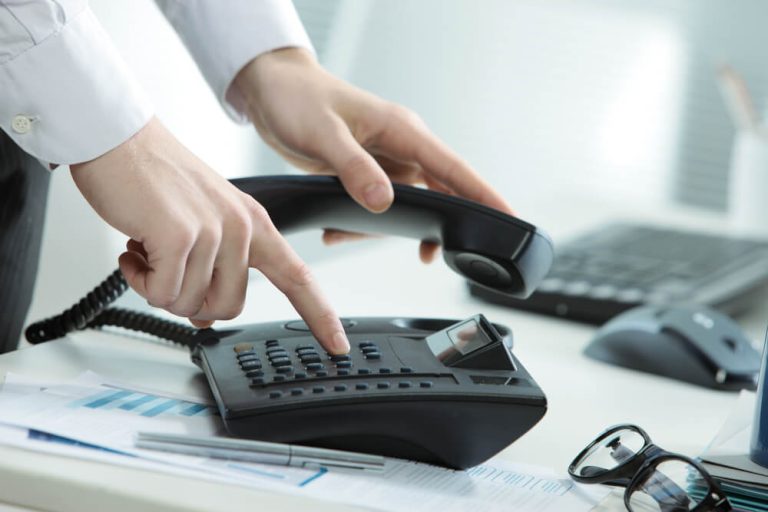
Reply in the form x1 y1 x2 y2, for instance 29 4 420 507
2 192 766 511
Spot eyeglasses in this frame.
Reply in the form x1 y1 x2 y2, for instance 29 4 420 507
568 424 732 512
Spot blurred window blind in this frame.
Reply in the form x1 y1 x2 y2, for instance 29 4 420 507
670 1 768 211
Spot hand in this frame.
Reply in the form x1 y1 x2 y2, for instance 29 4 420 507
233 48 513 263
69 117 350 354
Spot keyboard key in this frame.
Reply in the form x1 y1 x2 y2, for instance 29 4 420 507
269 391 282 399
365 352 381 360
334 384 347 392
240 360 262 371
290 388 303 396
306 362 324 371
399 381 412 388
356 383 369 390
377 382 390 389
233 343 254 353
420 381 434 388
312 386 325 393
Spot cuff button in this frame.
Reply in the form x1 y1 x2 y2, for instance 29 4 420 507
11 115 32 134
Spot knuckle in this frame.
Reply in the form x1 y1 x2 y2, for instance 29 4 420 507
171 304 202 318
286 261 314 290
169 225 196 254
217 301 244 321
148 292 179 309
200 224 222 247
245 199 272 230
341 152 371 175
388 103 424 128
227 206 252 238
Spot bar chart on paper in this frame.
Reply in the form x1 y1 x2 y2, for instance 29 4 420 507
67 388 216 418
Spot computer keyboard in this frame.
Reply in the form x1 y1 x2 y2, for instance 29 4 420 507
468 223 768 324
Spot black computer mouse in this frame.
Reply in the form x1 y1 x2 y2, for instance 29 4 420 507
584 304 761 391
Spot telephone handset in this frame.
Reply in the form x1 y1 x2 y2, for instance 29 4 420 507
236 175 553 296
26 175 553 469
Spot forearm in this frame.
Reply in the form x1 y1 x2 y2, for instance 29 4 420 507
0 1 153 167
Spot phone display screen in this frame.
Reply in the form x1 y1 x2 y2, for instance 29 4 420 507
426 317 495 365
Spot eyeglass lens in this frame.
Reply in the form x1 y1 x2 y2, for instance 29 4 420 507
573 427 646 478
628 459 709 512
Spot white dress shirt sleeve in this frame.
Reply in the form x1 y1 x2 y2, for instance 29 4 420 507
155 0 314 123
0 0 153 166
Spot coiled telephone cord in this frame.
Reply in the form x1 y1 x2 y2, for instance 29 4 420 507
24 269 198 348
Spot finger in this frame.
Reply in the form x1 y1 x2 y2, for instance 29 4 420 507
375 108 513 214
169 229 220 318
192 221 250 322
190 319 214 329
250 218 349 354
371 154 425 186
138 235 193 308
314 118 394 213
118 250 151 298
419 241 441 264
423 174 454 196
322 229 379 246
126 238 148 259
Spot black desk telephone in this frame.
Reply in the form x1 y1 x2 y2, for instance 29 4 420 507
26 175 554 469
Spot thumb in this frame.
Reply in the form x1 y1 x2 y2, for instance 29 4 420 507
317 120 393 213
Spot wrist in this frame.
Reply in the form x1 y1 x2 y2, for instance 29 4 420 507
233 47 319 112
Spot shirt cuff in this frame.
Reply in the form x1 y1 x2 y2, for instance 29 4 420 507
157 0 314 123
0 7 153 166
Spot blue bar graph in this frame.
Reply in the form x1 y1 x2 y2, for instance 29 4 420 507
84 390 133 409
141 399 180 418
67 389 214 418
119 395 157 411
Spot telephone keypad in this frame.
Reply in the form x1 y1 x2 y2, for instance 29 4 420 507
228 334 462 405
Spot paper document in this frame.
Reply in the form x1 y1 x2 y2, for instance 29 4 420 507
0 373 608 511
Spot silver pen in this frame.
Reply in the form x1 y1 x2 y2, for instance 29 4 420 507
135 431 385 472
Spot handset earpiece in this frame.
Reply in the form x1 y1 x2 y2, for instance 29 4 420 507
234 175 553 298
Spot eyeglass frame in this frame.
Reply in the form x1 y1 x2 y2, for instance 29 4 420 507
568 424 732 512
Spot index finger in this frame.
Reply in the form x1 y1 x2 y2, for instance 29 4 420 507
376 109 514 215
249 221 350 355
